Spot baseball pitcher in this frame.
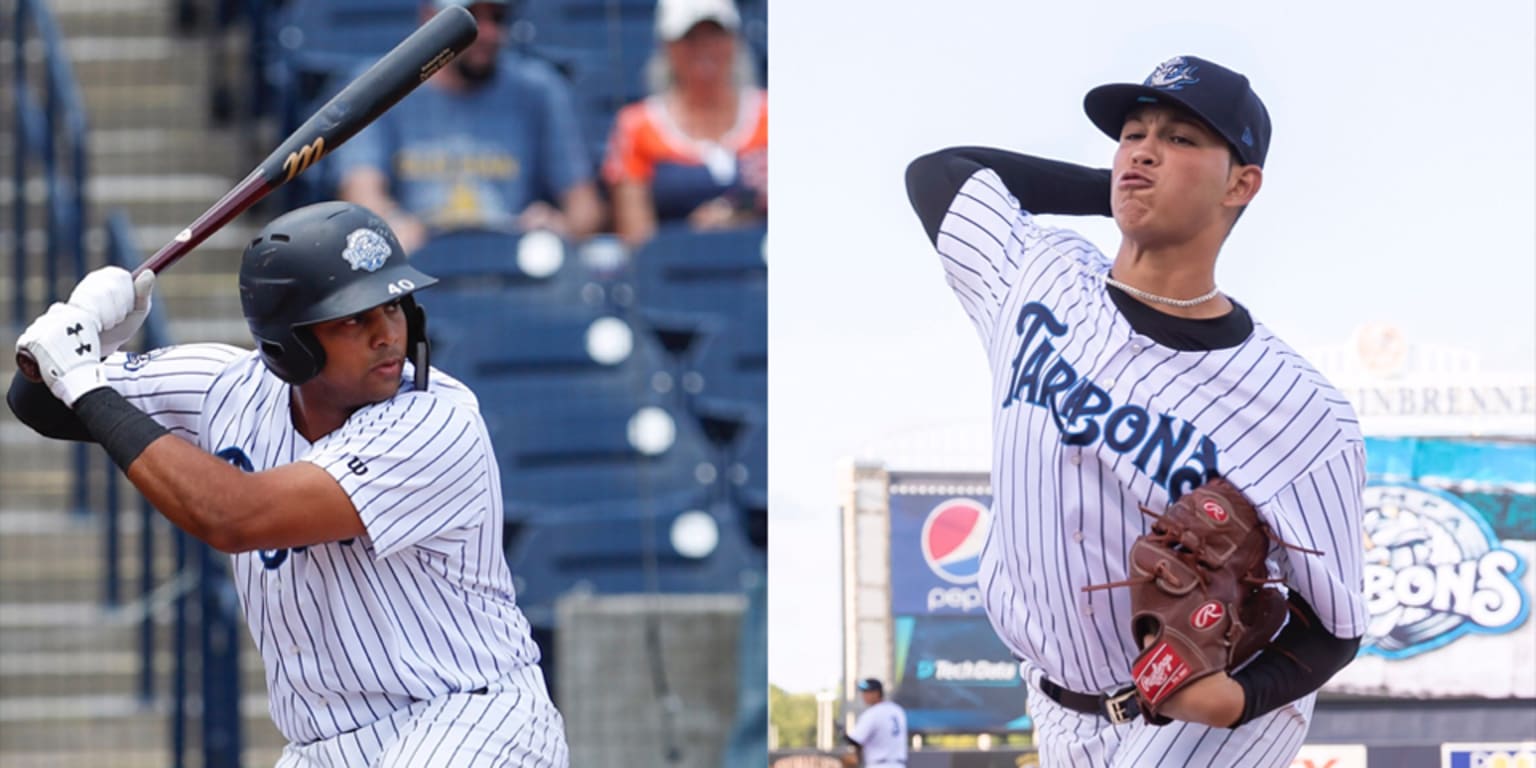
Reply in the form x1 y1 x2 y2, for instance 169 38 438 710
905 55 1367 766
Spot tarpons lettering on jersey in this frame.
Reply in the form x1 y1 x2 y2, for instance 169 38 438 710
216 446 255 472
1002 301 1219 501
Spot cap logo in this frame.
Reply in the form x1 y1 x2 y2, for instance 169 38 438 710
1241 126 1254 147
342 228 391 272
1144 57 1200 91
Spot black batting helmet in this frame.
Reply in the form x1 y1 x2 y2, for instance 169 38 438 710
239 201 438 386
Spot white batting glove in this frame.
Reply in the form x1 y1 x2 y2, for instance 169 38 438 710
16 303 110 406
66 266 155 357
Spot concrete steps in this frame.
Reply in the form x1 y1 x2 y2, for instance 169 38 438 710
0 693 285 752
0 746 280 768
2 0 278 763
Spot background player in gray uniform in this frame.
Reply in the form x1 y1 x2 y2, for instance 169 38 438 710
9 201 567 766
905 56 1367 766
843 678 907 767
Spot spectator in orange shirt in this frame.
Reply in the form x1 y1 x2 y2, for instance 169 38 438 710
602 0 767 247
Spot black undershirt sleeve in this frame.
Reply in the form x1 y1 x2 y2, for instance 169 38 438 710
7 372 92 441
1231 592 1362 726
905 147 1112 245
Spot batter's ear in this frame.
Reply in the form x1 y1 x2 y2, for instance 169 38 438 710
1224 164 1262 209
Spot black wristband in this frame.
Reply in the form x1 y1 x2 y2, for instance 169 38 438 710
71 387 170 471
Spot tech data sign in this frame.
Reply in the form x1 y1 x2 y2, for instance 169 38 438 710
914 657 1018 684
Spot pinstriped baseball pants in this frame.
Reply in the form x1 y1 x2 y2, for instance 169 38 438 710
1025 683 1315 768
273 665 568 767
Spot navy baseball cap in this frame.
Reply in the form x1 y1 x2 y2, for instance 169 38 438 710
857 678 883 694
1084 55 1271 167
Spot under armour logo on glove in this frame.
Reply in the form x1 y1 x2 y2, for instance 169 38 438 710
65 323 92 357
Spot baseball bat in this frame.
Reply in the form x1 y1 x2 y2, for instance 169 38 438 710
16 5 478 382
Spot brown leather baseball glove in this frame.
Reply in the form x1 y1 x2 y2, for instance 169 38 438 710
1084 476 1320 722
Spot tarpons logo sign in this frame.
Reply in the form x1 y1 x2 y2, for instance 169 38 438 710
1360 483 1528 659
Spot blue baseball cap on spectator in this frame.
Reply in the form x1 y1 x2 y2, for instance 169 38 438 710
856 678 883 694
1084 55 1271 168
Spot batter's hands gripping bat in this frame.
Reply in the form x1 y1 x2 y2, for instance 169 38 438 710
16 5 479 382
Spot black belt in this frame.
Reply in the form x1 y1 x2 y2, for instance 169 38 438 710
1038 678 1140 725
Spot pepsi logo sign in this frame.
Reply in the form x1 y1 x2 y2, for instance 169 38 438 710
920 498 991 585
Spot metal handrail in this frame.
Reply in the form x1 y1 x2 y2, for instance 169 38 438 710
101 211 243 768
11 0 88 317
12 0 92 520
13 3 240 765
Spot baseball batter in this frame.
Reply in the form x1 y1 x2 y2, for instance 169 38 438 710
9 202 567 766
905 56 1367 766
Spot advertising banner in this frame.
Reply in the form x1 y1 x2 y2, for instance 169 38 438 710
890 615 1027 732
1440 742 1536 768
889 491 992 617
1290 744 1367 768
1327 437 1535 698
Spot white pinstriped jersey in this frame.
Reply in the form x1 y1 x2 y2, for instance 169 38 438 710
101 343 544 745
849 701 908 765
931 169 1369 696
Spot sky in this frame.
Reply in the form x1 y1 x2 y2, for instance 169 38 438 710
766 1 1536 694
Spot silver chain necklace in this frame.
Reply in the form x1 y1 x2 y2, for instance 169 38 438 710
1101 273 1221 308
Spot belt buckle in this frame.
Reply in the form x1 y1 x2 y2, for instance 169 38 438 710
1104 688 1137 725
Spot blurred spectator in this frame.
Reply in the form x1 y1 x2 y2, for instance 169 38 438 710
603 0 767 247
334 0 603 250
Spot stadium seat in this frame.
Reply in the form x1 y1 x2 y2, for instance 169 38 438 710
426 284 710 508
631 227 767 317
505 490 765 627
410 229 592 304
484 388 708 494
687 286 765 406
628 227 766 409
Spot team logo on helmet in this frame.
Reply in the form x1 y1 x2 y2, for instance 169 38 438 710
1360 483 1528 659
1145 57 1200 91
920 498 991 584
342 228 391 272
1191 600 1225 630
